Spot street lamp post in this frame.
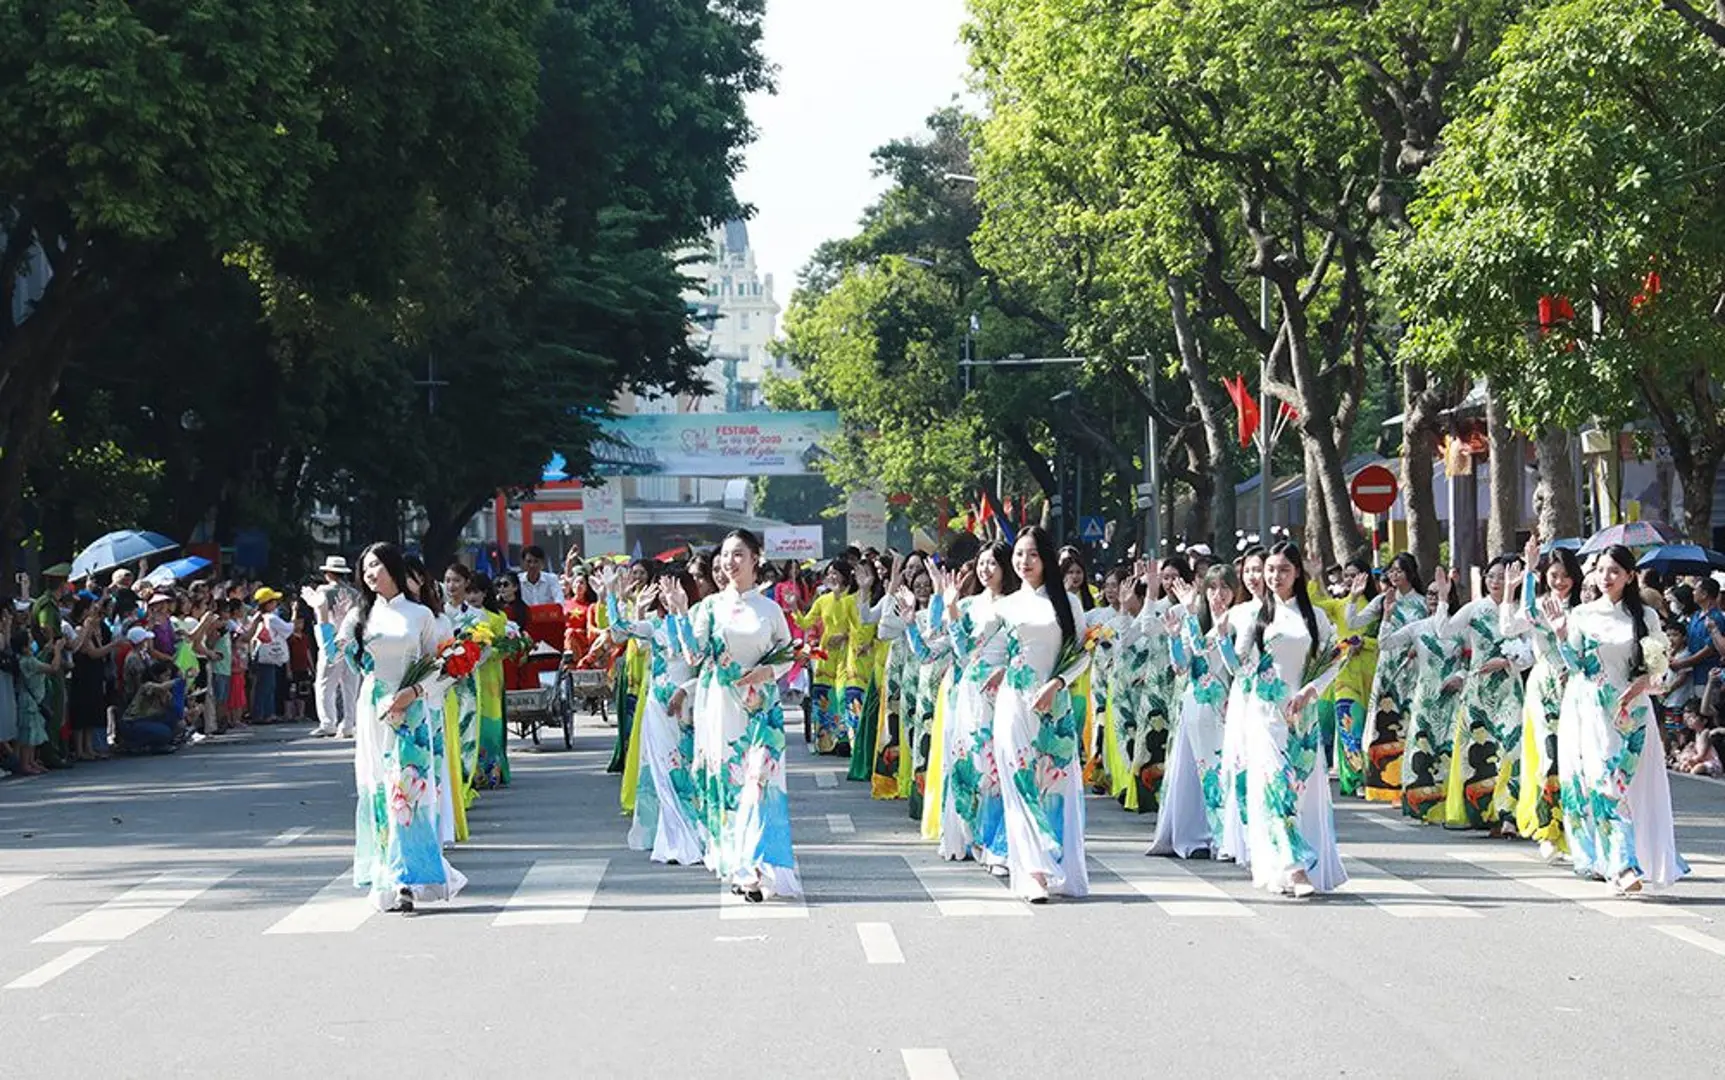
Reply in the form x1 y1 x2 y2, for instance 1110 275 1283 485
1258 278 1273 541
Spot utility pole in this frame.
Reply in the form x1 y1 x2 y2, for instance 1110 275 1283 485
1258 280 1273 540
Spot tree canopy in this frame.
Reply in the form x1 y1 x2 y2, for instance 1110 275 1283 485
4 0 770 573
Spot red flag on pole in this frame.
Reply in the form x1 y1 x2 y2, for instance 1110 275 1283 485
1223 376 1261 449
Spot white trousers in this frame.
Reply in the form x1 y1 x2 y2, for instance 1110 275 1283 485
314 658 358 735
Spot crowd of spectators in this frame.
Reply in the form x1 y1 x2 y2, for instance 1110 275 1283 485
0 564 318 778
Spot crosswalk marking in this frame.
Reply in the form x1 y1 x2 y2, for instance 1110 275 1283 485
1092 855 1254 918
901 1048 961 1080
35 871 234 944
1654 925 1725 958
719 886 809 920
265 826 312 847
493 859 608 927
264 873 376 936
1446 850 1697 919
814 769 839 789
908 860 1029 917
826 813 856 835
4 947 106 991
1338 857 1480 918
0 874 47 902
856 921 905 964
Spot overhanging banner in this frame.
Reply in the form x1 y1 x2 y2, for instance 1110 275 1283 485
592 411 839 477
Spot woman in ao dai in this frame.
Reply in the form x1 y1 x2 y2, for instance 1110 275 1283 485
950 526 1089 903
605 568 704 866
1234 543 1348 897
325 542 466 913
1216 546 1266 866
932 543 1018 866
681 530 801 902
1549 544 1688 894
1150 564 1240 858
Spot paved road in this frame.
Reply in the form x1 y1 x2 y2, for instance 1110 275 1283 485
3 713 1724 1078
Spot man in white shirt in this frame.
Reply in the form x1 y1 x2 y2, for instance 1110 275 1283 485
518 545 565 607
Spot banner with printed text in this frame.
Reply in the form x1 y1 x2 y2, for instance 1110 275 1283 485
763 526 824 562
593 411 839 477
581 481 626 557
845 489 888 551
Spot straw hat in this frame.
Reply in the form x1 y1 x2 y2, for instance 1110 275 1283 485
319 556 352 575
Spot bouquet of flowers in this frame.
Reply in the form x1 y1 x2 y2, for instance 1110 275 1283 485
491 624 537 664
756 642 799 668
399 631 488 690
1641 633 1671 682
1302 634 1365 690
1051 622 1115 684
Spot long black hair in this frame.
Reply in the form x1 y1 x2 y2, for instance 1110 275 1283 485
1057 545 1093 611
981 540 1021 596
1021 526 1077 649
353 541 411 667
824 558 856 594
1388 551 1425 596
403 554 442 617
1343 555 1380 601
1255 541 1321 667
1542 547 1584 609
1602 544 1650 677
469 572 502 614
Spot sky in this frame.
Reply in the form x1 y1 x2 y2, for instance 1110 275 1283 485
733 0 972 306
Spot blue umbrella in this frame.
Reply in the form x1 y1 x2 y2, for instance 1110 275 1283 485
1635 544 1725 577
142 556 212 585
1579 520 1683 555
70 530 181 579
1541 537 1582 554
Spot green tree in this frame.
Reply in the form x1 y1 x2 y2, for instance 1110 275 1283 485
966 0 1514 565
1385 0 1725 539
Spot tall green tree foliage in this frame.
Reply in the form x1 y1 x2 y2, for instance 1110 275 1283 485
966 0 1512 565
1387 0 1725 539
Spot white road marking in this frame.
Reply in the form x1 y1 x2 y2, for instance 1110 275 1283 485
493 859 608 927
1446 850 1696 919
1338 857 1481 919
856 921 905 964
4 947 106 991
35 870 234 944
0 874 48 902
264 826 312 847
1363 815 1418 832
1654 925 1725 958
826 813 856 835
901 1048 961 1080
1093 855 1253 918
264 873 376 935
814 769 839 789
720 886 809 920
908 860 1030 917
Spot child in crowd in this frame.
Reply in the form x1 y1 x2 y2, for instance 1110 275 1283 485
1673 707 1723 778
286 603 315 721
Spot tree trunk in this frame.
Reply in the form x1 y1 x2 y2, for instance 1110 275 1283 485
1533 428 1583 541
1402 365 1446 575
420 494 489 575
1679 454 1721 546
1302 443 1335 566
1166 277 1236 551
1485 380 1520 559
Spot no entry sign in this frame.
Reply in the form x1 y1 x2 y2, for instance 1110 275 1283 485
1349 465 1399 515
